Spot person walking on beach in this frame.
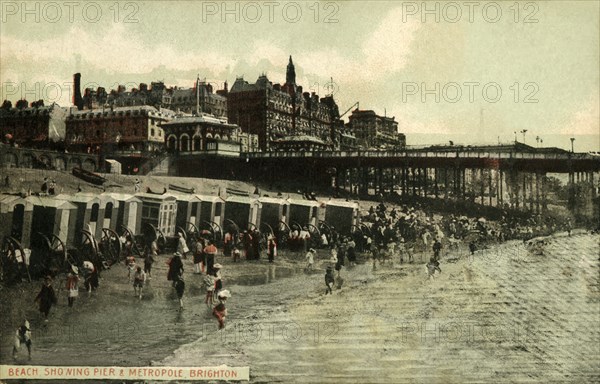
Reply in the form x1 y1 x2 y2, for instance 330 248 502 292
469 241 477 256
177 232 189 259
251 229 261 260
232 246 241 263
329 247 338 267
325 266 335 295
305 248 316 271
144 243 156 279
267 237 277 263
223 231 234 257
426 257 442 280
299 226 311 253
66 266 79 308
212 290 231 329
204 272 215 307
242 231 253 260
433 238 442 261
167 252 184 287
203 240 217 275
347 238 357 267
213 263 223 299
203 273 215 308
174 277 185 310
133 266 146 299
193 236 205 274
83 261 99 293
35 276 57 321
126 256 136 282
12 320 32 360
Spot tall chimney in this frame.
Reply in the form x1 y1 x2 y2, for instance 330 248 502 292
73 73 84 110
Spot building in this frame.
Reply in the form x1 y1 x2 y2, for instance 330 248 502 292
105 79 227 118
0 102 67 149
161 113 259 156
65 105 175 173
271 135 331 152
75 73 228 118
163 79 227 118
347 109 406 149
227 56 342 151
335 126 359 150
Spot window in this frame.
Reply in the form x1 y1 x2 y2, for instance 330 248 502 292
151 128 155 137
105 202 113 219
91 203 100 222
141 203 160 228
181 135 189 151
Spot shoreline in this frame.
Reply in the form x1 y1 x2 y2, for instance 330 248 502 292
1 229 597 383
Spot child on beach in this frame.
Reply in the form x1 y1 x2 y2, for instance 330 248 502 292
305 248 316 271
126 256 136 282
133 266 146 299
426 257 442 279
232 246 241 263
174 277 185 310
203 272 215 307
329 247 338 265
212 290 231 329
325 266 335 295
12 320 32 360
66 267 79 307
213 264 223 300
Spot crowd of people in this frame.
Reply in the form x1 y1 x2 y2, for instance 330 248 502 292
13 195 584 362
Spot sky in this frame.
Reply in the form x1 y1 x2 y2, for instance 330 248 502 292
1 0 598 151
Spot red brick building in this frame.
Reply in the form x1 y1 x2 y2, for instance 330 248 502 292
65 105 175 173
0 102 67 149
227 56 343 152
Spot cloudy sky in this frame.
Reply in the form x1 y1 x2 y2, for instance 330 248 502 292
1 1 598 150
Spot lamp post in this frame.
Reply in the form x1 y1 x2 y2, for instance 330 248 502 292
570 137 575 153
514 131 517 143
520 129 528 144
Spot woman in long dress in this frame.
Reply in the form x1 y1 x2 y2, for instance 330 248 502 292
66 267 80 308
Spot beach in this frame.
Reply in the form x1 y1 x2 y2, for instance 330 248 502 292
2 230 598 383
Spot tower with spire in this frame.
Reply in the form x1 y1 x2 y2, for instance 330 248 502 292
286 55 296 86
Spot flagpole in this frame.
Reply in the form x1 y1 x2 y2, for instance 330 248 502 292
196 74 200 116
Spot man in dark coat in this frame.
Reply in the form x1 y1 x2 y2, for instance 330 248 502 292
35 276 57 321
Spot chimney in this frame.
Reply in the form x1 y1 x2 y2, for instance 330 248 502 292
73 73 84 111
